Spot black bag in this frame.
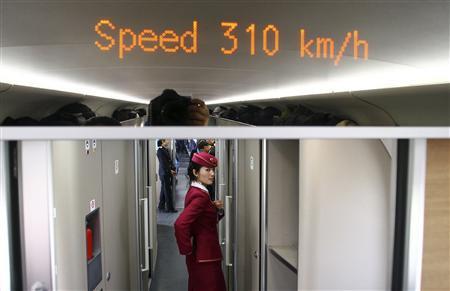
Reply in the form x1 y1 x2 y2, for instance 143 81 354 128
237 105 261 124
220 108 238 120
40 102 96 125
58 103 95 119
112 109 139 122
86 116 121 126
2 116 41 126
256 106 281 125
135 108 147 117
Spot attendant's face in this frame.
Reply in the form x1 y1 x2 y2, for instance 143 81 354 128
194 166 215 185
201 145 212 153
163 139 170 147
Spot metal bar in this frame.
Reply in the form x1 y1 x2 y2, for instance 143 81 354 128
133 141 142 291
8 142 23 291
403 139 427 291
391 139 409 291
140 198 149 273
219 182 226 248
146 186 153 250
233 139 239 291
260 139 268 291
3 127 449 140
225 195 233 267
0 142 11 291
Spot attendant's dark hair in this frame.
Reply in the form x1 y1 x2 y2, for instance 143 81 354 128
188 161 203 183
157 139 164 147
197 140 209 151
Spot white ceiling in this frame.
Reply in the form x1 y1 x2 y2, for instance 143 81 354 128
1 0 449 104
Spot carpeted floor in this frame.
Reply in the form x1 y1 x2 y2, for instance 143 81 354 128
150 151 190 291
149 224 188 291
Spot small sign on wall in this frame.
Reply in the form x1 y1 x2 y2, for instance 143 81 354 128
89 199 96 212
250 155 254 170
85 140 91 155
114 160 119 174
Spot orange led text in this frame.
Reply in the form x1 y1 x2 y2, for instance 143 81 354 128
94 19 369 65
299 29 368 66
94 19 198 59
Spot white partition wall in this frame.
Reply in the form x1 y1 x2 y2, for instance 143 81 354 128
298 139 393 290
18 142 55 291
266 140 299 291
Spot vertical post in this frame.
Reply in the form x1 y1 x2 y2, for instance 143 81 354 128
0 141 11 291
391 139 427 291
133 141 142 291
233 139 239 291
403 139 427 291
391 139 409 291
260 139 268 291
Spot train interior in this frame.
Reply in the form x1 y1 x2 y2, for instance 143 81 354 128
1 2 449 126
0 1 449 291
1 138 449 290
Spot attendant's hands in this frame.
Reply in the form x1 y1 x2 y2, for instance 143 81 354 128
187 99 209 126
212 200 224 209
171 170 177 176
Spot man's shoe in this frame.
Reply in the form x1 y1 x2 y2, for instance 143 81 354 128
168 209 178 213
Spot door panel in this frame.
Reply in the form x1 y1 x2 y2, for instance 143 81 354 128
237 140 260 291
53 141 104 290
101 141 131 290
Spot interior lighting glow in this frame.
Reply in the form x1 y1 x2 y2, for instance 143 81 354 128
0 65 148 104
206 64 450 105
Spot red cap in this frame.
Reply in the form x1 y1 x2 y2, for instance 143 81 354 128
192 152 218 168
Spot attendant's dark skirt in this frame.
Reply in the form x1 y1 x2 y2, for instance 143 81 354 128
186 254 226 291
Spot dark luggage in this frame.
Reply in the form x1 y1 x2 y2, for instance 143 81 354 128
40 102 96 125
220 108 238 120
85 116 121 126
237 105 261 124
135 108 147 117
256 106 281 125
112 109 139 122
273 104 347 126
58 103 95 119
40 112 84 125
2 116 41 126
212 106 228 117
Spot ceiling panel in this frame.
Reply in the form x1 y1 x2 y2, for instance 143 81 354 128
1 1 449 103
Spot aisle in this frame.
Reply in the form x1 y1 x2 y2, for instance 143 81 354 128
150 149 191 291
149 225 188 291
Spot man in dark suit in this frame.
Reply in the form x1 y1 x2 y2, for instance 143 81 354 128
157 139 177 212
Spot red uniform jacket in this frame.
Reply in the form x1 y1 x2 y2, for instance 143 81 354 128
174 185 224 262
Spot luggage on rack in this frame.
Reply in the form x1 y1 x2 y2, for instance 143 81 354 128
40 102 96 125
